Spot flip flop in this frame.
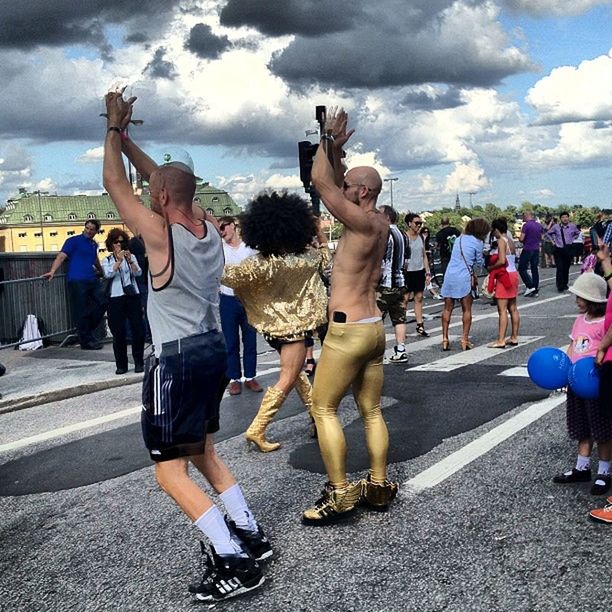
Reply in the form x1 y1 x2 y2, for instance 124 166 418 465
507 340 519 346
488 342 506 349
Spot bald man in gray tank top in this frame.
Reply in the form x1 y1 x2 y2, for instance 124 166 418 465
102 91 268 603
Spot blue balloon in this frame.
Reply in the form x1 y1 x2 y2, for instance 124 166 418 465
528 347 571 390
568 357 600 400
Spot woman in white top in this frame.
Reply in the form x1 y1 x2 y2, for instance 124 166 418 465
487 217 520 348
102 228 144 374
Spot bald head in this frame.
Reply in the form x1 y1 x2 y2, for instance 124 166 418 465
154 165 197 205
347 166 382 196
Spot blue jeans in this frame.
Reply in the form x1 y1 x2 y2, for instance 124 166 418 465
219 293 257 380
518 249 540 290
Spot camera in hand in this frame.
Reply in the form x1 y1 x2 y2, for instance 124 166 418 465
297 105 327 217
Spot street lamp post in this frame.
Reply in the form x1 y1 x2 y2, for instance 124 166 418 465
383 177 399 207
36 190 46 251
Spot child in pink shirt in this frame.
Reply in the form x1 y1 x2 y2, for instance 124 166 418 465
553 273 612 495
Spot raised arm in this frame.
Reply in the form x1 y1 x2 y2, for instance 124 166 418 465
102 91 165 239
311 108 374 233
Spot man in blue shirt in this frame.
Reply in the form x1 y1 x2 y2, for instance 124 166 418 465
43 220 106 349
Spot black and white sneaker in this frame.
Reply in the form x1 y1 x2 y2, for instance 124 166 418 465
189 543 265 602
226 518 273 561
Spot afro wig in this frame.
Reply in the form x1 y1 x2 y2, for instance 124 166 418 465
239 191 316 257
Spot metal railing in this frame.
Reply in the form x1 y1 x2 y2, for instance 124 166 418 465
0 274 76 348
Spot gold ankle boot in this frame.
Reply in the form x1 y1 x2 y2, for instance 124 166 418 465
245 387 286 452
294 372 317 438
360 475 399 511
302 480 363 525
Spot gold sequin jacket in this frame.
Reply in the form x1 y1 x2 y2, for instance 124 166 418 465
221 246 330 338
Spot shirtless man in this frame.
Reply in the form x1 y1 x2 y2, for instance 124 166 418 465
303 108 399 525
102 91 268 602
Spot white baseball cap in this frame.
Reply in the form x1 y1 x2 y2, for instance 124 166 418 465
160 148 200 179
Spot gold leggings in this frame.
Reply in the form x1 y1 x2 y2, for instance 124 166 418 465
312 320 388 488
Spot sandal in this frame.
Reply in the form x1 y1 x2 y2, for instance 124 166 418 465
506 339 519 346
442 339 450 351
416 323 429 337
461 340 474 351
304 358 316 377
488 342 506 349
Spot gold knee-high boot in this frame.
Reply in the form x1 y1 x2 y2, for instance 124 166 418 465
294 372 317 438
245 386 286 452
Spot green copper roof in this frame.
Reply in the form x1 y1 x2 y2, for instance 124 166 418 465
0 184 241 226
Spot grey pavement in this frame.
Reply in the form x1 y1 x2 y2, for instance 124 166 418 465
3 265 607 612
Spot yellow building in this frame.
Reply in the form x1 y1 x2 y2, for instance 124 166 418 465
0 185 241 254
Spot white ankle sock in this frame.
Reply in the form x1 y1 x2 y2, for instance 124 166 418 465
395 343 405 353
220 484 258 532
194 506 243 556
597 460 611 475
575 455 590 471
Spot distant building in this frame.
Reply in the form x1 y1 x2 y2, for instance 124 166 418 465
0 184 240 254
455 193 461 210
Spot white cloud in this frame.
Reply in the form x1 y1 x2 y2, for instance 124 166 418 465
529 122 612 166
76 146 105 164
264 173 302 190
443 161 490 194
527 51 612 124
504 0 612 17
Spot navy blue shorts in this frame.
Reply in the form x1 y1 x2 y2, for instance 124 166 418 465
141 331 228 462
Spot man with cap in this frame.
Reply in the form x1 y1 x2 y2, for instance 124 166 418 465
102 91 269 602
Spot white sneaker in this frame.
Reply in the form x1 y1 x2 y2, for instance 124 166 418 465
388 351 408 363
523 287 536 296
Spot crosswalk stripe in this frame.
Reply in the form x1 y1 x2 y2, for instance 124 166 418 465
406 336 543 372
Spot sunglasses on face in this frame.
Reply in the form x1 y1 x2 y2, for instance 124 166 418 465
413 221 423 226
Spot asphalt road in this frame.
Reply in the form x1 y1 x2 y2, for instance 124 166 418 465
1 267 608 612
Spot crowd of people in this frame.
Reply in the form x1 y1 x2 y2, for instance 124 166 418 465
37 88 612 602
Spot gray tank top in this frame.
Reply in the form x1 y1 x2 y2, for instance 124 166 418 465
147 221 223 356
406 235 425 271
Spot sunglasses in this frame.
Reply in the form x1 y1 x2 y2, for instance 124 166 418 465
413 221 423 226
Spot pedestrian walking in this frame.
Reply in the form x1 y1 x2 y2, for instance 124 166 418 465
547 212 580 292
376 205 410 362
440 218 490 351
435 217 460 275
518 210 543 297
404 213 431 337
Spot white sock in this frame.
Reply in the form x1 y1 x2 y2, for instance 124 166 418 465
220 484 258 532
597 460 611 476
395 343 405 353
576 455 591 471
194 506 244 556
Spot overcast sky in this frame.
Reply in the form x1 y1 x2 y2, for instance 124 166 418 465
0 0 610 212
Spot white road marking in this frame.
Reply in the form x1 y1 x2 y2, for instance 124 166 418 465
403 394 566 493
499 366 529 377
0 406 141 454
406 336 543 372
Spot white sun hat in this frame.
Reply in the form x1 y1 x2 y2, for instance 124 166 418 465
569 272 608 303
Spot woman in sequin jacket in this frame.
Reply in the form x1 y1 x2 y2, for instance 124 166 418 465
222 191 330 452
